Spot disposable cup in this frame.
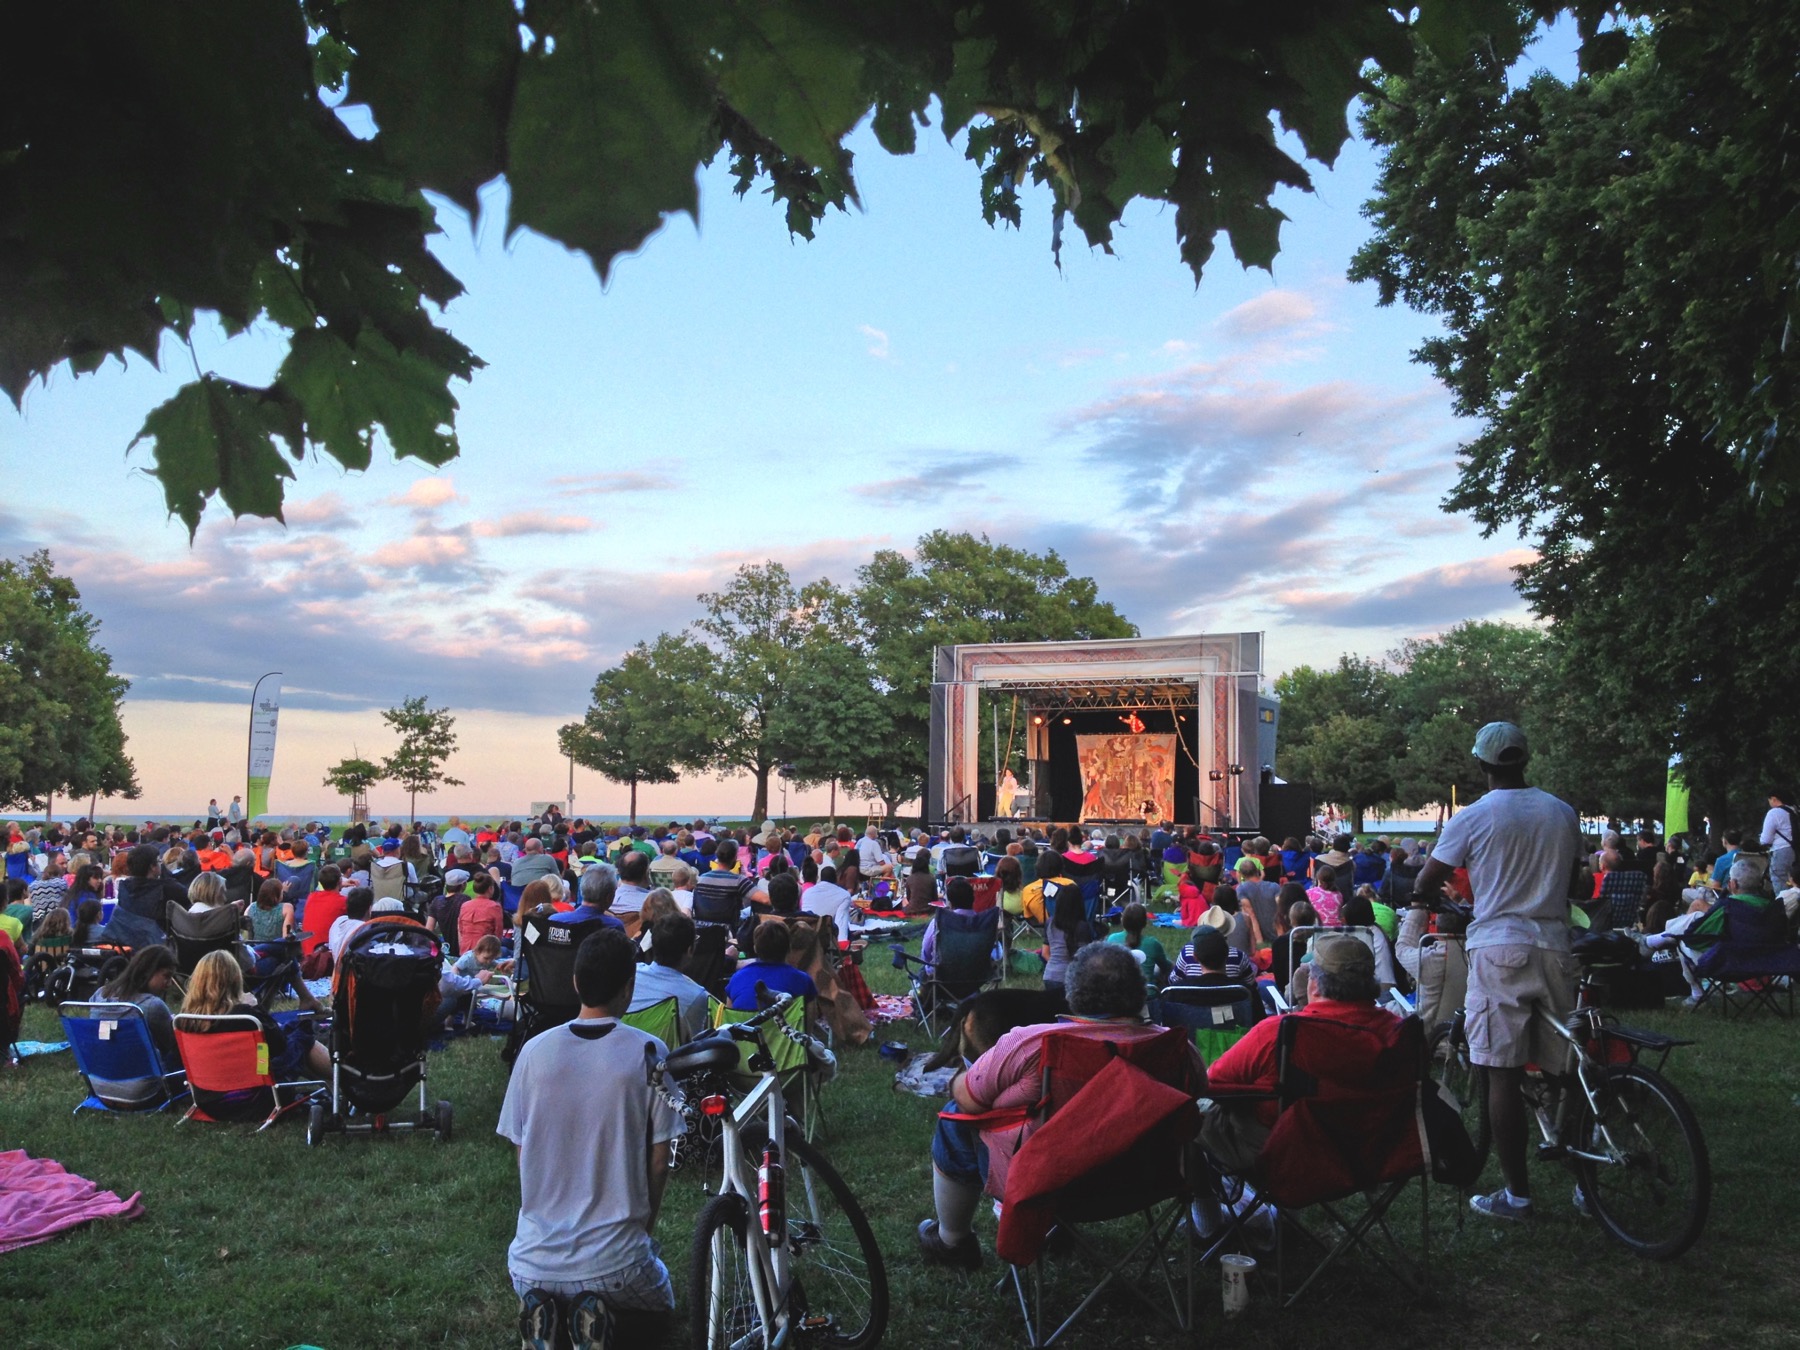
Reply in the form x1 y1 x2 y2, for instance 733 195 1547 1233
1220 1252 1256 1316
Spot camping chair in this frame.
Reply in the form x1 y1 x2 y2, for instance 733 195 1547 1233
621 994 683 1048
683 922 733 1000
508 910 611 1056
1597 869 1650 932
172 1013 324 1130
1691 896 1800 1018
957 1027 1204 1348
275 861 317 915
1198 1012 1432 1306
1154 983 1259 1063
499 882 526 919
60 1001 189 1113
709 992 826 1140
165 901 246 996
891 905 1002 1039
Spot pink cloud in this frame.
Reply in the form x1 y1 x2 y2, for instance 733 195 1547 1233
470 512 596 538
386 477 462 511
1217 289 1325 340
282 492 353 528
369 533 471 569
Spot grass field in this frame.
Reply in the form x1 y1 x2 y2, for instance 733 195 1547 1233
4 941 1796 1350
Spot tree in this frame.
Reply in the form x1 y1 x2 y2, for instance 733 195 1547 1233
1271 655 1393 783
4 1 1629 527
560 635 720 824
1352 5 1800 833
379 696 464 823
321 756 383 818
0 551 139 813
766 634 911 818
691 562 842 822
853 531 1136 803
1283 712 1394 835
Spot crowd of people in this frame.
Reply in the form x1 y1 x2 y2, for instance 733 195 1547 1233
5 744 1796 1349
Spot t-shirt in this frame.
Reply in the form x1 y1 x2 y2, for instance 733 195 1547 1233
1235 879 1280 942
1106 930 1170 985
1761 806 1798 852
855 836 888 870
724 960 816 1011
302 890 348 956
630 962 711 1043
1431 786 1581 952
457 895 507 952
328 914 366 960
611 883 652 917
693 869 758 926
800 880 854 937
496 1019 681 1282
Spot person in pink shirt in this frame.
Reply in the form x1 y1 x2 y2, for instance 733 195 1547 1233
457 873 508 954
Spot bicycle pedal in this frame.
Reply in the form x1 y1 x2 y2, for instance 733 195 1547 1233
1536 1143 1568 1162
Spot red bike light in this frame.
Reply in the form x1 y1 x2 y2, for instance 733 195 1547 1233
701 1094 728 1118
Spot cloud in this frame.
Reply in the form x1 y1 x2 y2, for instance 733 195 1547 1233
1217 289 1325 341
859 324 890 360
850 453 1019 499
548 470 675 497
1270 550 1536 628
470 512 596 538
385 477 462 511
281 492 353 529
368 533 472 570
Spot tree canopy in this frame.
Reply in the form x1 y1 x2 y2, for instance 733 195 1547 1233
379 695 464 822
5 0 1627 531
0 552 139 812
1351 2 1800 832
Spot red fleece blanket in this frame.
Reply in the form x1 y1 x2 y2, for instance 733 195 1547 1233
0 1149 143 1253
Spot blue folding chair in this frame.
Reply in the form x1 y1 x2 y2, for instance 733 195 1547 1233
61 1001 189 1114
500 882 526 918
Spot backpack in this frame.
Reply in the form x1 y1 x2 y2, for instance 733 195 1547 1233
1422 1081 1482 1187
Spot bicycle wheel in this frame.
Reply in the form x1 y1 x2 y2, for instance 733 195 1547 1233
1428 1021 1490 1170
784 1133 889 1349
690 1193 761 1350
1571 1064 1711 1260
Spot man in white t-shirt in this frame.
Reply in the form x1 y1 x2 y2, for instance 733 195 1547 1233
1759 789 1797 891
499 925 682 1350
855 825 892 877
802 864 857 939
1416 722 1582 1227
328 889 374 961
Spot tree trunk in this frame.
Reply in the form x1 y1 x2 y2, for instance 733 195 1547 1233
1351 803 1366 834
409 789 417 825
749 765 770 824
829 779 837 832
628 776 638 826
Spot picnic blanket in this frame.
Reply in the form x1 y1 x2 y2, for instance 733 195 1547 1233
868 994 914 1026
11 1040 70 1058
0 1149 143 1253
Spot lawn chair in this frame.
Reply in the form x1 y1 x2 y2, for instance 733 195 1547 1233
165 901 245 997
709 991 826 1140
499 882 526 919
1153 983 1259 1063
505 910 612 1060
958 1027 1203 1347
1597 869 1649 932
60 1001 189 1113
173 1012 324 1131
275 860 316 915
1199 1012 1432 1306
1691 895 1800 1018
891 905 1002 1039
621 994 682 1048
682 922 733 1001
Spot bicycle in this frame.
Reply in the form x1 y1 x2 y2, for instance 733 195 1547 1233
660 993 889 1349
1429 945 1711 1259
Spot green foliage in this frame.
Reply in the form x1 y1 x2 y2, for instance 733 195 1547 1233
321 755 384 808
1271 655 1394 779
379 696 465 822
1352 3 1800 831
765 634 902 811
6 0 1620 526
560 634 721 822
0 551 138 812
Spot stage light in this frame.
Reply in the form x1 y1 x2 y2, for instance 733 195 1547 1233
1061 717 1072 725
1031 715 1045 725
1228 763 1244 776
1207 769 1224 782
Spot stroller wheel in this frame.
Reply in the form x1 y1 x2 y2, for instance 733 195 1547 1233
306 1101 325 1147
436 1100 453 1142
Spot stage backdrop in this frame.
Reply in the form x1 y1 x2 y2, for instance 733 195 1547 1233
1074 733 1176 823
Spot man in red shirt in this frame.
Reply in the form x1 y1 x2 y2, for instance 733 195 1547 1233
300 865 349 957
1200 936 1399 1180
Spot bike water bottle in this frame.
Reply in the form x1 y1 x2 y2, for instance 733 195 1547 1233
758 1141 786 1245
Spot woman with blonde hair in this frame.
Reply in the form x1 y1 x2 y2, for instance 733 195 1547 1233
635 887 680 957
182 949 329 1078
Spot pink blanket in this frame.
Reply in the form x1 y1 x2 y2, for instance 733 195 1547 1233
0 1149 143 1253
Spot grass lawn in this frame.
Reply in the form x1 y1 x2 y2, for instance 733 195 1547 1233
4 940 1797 1350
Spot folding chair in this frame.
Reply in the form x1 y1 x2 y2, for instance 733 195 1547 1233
173 1013 324 1131
1691 896 1800 1018
508 911 611 1056
165 901 244 996
1199 1012 1432 1306
1153 983 1258 1063
709 993 825 1140
499 882 526 919
1597 869 1649 932
682 922 733 1000
60 1001 189 1113
621 994 682 1047
959 1027 1204 1348
891 905 1002 1039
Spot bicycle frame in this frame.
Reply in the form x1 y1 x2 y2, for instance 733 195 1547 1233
713 1060 794 1349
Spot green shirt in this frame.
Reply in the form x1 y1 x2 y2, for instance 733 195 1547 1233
1107 929 1172 986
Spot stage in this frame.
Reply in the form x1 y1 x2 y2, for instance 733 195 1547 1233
925 633 1277 831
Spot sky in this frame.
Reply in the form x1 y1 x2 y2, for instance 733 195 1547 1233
0 29 1580 822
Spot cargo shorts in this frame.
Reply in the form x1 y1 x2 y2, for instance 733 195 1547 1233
1465 944 1578 1072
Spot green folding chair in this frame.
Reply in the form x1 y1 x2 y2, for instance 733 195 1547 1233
621 995 683 1048
709 994 824 1140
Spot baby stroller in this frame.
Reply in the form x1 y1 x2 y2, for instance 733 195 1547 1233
44 943 132 1007
306 920 451 1145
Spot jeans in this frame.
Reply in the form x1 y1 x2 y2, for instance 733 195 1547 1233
931 1106 990 1189
1771 846 1795 892
509 1247 674 1312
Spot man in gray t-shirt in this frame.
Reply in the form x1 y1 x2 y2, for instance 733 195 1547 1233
498 927 682 1347
1417 722 1582 1228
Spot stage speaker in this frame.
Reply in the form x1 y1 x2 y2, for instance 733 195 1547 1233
1260 783 1314 844
977 783 995 820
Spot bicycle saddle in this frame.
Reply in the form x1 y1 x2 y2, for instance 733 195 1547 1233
663 1033 740 1080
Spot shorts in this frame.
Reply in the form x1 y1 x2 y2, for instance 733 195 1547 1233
509 1247 674 1313
1465 944 1577 1072
931 1107 991 1190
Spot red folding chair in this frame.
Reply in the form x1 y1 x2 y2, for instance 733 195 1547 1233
173 1013 323 1131
1202 1012 1432 1305
949 1026 1204 1347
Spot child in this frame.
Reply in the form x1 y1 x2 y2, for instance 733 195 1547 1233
1106 901 1173 987
71 897 103 948
27 905 73 995
438 935 510 1029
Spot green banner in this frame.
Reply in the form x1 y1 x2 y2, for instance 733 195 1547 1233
246 776 272 820
1664 764 1690 838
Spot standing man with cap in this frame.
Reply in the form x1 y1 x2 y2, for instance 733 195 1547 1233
1759 789 1797 892
1415 721 1583 1224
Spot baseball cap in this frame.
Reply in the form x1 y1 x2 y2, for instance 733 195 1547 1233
1472 721 1530 766
1310 934 1376 982
444 868 470 886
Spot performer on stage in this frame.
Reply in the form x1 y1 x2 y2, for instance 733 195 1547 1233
998 767 1022 818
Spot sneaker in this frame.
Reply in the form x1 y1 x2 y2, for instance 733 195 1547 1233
569 1292 615 1350
1469 1189 1534 1223
917 1218 983 1270
518 1288 563 1350
1572 1185 1593 1219
1681 994 1703 1011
